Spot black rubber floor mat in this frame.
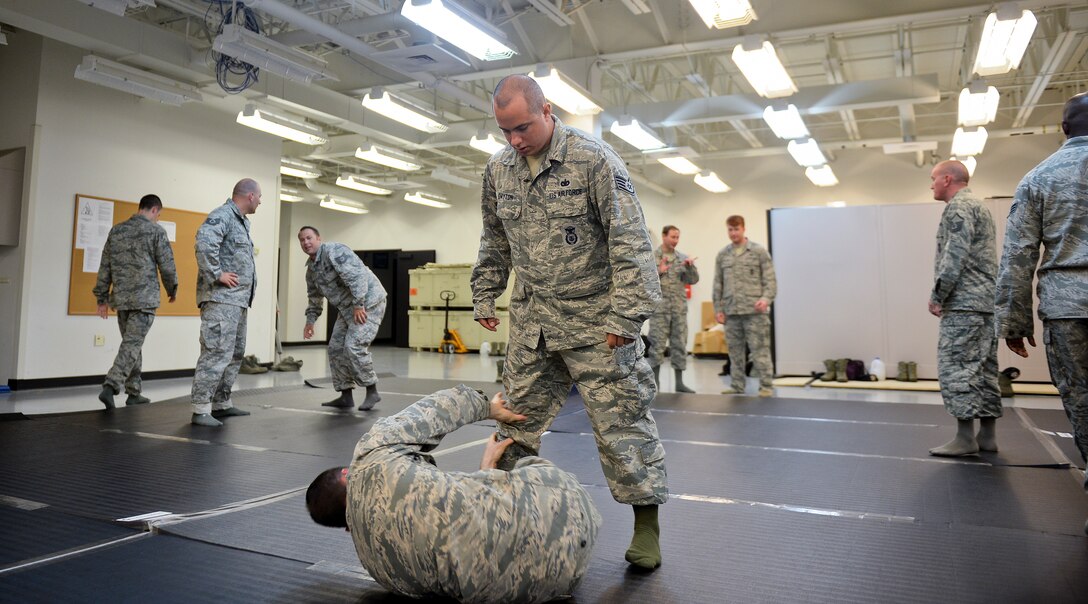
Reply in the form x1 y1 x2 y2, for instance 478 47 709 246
0 505 136 568
549 404 1061 467
1022 407 1085 468
538 431 1088 537
650 392 962 423
159 492 361 570
0 534 397 603
574 485 1088 603
0 420 333 521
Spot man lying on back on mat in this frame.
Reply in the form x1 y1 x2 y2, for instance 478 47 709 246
306 385 601 603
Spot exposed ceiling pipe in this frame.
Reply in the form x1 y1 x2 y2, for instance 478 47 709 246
243 0 492 115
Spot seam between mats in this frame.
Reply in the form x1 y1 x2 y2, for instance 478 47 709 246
1014 407 1084 487
0 533 151 576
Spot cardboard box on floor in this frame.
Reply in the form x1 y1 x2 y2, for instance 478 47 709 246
694 302 728 356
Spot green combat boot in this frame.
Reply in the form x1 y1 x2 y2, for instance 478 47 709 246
239 354 269 374
271 356 303 372
896 362 909 381
820 360 836 382
907 361 918 382
835 358 848 382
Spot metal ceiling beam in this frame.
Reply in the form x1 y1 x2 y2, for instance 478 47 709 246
614 74 941 128
1013 30 1081 128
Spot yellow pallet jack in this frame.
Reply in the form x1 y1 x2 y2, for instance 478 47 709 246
439 290 468 354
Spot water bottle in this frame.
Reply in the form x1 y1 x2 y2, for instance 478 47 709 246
480 341 491 356
870 357 886 381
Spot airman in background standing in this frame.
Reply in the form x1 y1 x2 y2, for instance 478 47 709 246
190 178 260 427
649 225 699 393
93 194 178 409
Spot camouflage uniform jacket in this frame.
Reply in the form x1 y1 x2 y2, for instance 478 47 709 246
654 246 699 314
471 117 661 349
304 242 387 324
93 213 178 310
996 135 1088 337
195 200 255 308
712 240 776 316
346 384 599 601
931 187 997 313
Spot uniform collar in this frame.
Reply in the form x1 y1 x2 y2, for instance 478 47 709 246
308 242 326 264
948 187 975 204
227 199 247 221
728 238 751 252
1061 135 1088 149
131 213 151 224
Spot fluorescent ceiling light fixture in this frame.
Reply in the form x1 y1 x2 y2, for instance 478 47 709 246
731 37 797 99
787 138 827 167
355 144 423 171
280 158 322 179
336 174 393 196
401 0 516 61
76 0 155 16
361 88 448 133
527 0 574 26
609 116 667 151
280 186 305 203
655 155 702 175
958 81 1000 127
951 127 989 157
762 103 809 140
470 130 506 155
404 191 452 209
687 0 757 30
213 24 336 84
237 105 328 145
973 5 1037 76
529 66 602 116
620 0 651 15
430 166 476 188
805 165 839 187
951 155 978 177
320 196 368 214
827 201 847 208
694 171 731 193
74 55 202 106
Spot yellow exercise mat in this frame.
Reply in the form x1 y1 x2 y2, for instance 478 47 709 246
772 376 1059 395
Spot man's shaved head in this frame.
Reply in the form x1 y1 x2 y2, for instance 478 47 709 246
493 75 546 113
1061 92 1088 138
933 160 970 185
233 178 260 197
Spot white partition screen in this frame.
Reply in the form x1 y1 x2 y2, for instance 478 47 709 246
769 201 1050 382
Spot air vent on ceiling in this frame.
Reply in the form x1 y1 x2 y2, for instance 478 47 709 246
370 44 471 75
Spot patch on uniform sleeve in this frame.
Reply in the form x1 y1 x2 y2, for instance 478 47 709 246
950 217 963 232
614 174 635 195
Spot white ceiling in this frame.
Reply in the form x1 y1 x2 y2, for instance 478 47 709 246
2 0 1087 196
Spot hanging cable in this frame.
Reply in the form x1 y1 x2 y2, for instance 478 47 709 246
202 0 261 94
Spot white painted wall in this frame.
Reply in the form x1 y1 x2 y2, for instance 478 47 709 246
13 38 281 381
0 32 43 386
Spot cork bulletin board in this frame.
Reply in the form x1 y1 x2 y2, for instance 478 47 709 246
68 194 206 316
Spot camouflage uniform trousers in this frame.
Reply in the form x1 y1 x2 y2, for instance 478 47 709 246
647 307 689 371
329 300 385 391
498 335 668 506
723 313 773 392
937 311 1001 419
104 309 156 395
1043 319 1088 466
191 302 247 415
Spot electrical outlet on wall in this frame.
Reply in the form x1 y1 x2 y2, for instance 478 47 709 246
94 334 105 347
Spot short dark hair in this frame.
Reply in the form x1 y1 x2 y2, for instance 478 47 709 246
139 194 162 211
493 74 546 113
726 215 745 228
306 467 348 528
662 225 679 236
298 226 320 237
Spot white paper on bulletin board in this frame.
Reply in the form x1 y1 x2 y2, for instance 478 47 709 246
159 221 177 242
75 196 114 250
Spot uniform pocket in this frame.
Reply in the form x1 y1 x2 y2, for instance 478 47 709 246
545 196 587 218
496 196 522 220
